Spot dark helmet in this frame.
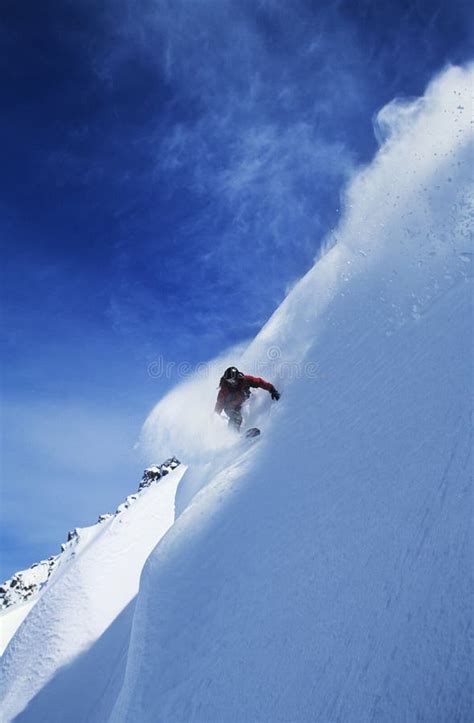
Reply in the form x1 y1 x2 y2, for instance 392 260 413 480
222 366 242 386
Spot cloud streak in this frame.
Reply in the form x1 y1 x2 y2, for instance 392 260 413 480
100 0 362 343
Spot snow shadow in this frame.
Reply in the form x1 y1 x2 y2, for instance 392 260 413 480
14 599 136 723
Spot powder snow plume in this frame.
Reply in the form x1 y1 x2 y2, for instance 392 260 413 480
142 63 473 469
140 346 247 464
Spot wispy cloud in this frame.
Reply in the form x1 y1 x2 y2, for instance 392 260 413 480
96 0 360 344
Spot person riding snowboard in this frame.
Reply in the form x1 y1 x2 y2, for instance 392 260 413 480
215 366 280 431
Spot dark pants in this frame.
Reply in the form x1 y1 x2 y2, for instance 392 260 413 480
224 406 243 431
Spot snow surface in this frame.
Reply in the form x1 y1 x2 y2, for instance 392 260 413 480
1 64 473 722
0 465 186 721
0 457 180 658
0 532 84 656
0 602 37 658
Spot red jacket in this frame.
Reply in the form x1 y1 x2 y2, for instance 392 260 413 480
215 374 276 413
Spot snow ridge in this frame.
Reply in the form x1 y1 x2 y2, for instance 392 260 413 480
0 457 180 651
1 457 186 722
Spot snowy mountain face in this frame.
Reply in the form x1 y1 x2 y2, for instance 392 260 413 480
1 65 473 723
0 457 180 657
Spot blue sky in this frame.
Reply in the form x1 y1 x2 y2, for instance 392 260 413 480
1 0 472 579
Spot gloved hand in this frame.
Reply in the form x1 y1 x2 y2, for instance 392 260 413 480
271 389 280 401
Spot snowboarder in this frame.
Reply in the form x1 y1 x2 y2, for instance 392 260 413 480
214 366 280 432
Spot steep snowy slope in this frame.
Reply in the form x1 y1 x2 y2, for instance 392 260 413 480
0 458 180 657
0 602 36 659
112 65 473 722
0 462 185 721
1 517 107 658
